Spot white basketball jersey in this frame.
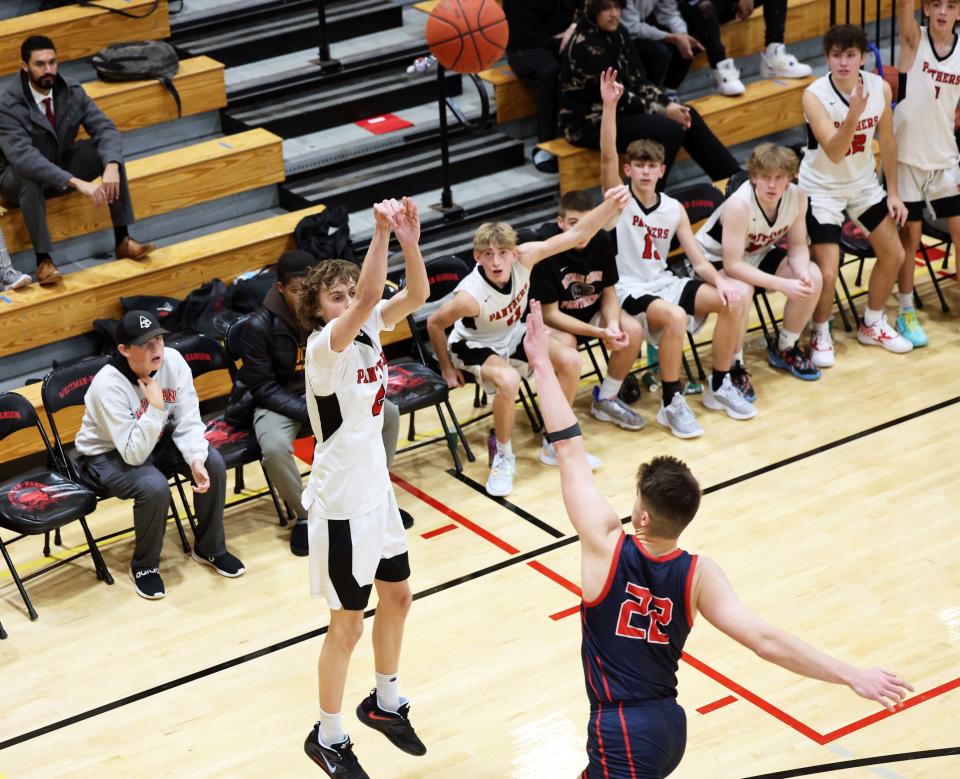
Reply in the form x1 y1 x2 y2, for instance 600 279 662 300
894 28 960 170
448 262 531 351
697 181 801 268
615 192 683 296
799 71 886 191
302 303 393 520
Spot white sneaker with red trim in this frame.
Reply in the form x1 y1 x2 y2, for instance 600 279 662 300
857 314 914 353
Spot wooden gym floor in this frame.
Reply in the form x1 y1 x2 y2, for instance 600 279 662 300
1 260 959 778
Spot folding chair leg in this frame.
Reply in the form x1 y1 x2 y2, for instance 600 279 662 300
855 257 865 287
435 405 463 473
43 530 50 557
686 333 706 381
261 466 288 526
681 354 696 384
0 619 6 639
521 379 545 432
173 474 198 535
407 411 416 442
0 538 38 620
54 528 62 547
444 399 476 463
919 244 950 313
912 287 924 311
834 290 853 331
836 274 860 327
78 517 114 585
754 295 773 346
761 292 780 341
169 498 192 554
234 465 245 494
585 343 603 382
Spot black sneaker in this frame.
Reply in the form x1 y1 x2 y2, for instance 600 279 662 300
290 520 308 557
303 725 369 778
768 343 821 381
191 549 246 577
399 508 414 530
729 361 756 403
356 689 427 756
129 566 165 599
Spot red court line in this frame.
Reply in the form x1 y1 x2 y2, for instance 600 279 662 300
421 523 458 540
696 695 738 715
550 605 581 621
527 560 582 597
391 474 520 555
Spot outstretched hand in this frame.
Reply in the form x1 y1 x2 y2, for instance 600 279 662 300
523 300 552 366
600 68 624 106
603 184 631 210
848 667 914 712
373 198 402 231
393 196 421 246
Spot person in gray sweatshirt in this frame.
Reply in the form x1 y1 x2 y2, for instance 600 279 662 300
75 310 245 600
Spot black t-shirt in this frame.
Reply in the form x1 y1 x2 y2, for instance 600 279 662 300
529 222 619 324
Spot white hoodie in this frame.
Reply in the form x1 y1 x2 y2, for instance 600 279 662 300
75 347 208 467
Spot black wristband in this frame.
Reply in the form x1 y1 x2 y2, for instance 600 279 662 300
544 423 582 444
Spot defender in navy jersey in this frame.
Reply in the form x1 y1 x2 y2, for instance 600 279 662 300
299 199 429 778
523 301 913 778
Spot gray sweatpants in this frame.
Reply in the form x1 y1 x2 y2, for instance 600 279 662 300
254 399 400 520
79 440 227 571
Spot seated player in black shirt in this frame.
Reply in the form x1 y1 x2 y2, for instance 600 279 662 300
530 190 646 431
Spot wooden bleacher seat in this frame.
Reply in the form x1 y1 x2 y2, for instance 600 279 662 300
538 76 812 192
0 128 285 254
0 0 170 76
79 56 227 137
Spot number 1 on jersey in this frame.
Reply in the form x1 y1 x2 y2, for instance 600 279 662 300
642 231 661 261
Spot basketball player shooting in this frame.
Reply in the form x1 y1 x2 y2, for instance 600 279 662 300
523 299 913 778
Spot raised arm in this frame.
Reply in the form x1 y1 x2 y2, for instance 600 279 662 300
518 186 630 269
600 68 625 193
876 81 907 226
426 291 480 388
694 556 914 711
524 301 622 601
803 85 864 165
327 200 398 352
381 197 429 327
897 0 920 71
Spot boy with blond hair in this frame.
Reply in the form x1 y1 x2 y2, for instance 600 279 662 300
427 187 630 497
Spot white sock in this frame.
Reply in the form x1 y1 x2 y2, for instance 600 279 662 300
777 328 800 351
733 351 744 365
597 375 622 401
898 292 914 313
497 439 513 458
319 708 345 747
813 320 829 334
863 306 883 327
375 671 401 713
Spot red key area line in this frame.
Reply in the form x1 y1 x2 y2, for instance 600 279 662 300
393 476 960 746
696 695 738 715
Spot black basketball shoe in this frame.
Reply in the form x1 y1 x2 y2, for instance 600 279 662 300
303 724 369 778
355 689 427 756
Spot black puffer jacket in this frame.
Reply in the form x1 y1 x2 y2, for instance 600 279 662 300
225 286 308 429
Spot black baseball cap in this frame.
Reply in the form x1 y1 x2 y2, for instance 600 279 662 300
117 310 170 346
276 250 318 284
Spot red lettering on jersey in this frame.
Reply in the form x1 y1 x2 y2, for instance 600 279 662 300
745 226 790 254
614 582 674 644
161 388 177 403
486 282 529 324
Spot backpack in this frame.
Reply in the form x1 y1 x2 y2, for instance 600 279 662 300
92 40 182 117
227 268 277 314
295 206 357 263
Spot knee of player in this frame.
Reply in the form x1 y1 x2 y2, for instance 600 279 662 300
621 314 644 343
554 344 581 373
807 262 824 291
330 612 365 647
382 584 413 615
496 368 522 396
665 306 688 333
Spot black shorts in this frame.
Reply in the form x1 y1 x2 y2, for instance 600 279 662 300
806 198 888 244
449 338 528 367
621 279 704 317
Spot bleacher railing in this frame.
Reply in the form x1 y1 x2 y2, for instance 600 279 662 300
829 0 897 66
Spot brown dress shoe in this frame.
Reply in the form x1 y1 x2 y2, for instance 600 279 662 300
36 259 62 286
115 236 156 261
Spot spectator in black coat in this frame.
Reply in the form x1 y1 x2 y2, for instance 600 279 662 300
225 250 406 555
558 0 740 185
503 0 580 171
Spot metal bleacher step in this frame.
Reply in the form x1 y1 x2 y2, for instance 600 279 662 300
171 0 403 68
279 129 526 213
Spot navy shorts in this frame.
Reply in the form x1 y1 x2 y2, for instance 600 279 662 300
581 698 687 779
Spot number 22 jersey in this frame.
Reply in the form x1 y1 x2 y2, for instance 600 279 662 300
581 533 698 704
302 302 394 519
799 70 886 192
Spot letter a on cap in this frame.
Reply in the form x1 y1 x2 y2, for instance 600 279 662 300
139 315 152 329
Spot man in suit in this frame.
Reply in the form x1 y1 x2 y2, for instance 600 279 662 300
0 35 155 286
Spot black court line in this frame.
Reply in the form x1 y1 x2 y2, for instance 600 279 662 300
741 745 960 777
3 395 958 752
448 469 566 538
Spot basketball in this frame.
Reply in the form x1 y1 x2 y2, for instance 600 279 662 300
425 0 509 74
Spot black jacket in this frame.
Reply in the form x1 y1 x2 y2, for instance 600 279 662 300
503 0 579 52
0 71 124 189
225 286 308 429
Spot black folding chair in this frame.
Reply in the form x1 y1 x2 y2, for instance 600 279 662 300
917 211 952 313
0 391 112 622
165 332 288 528
41 354 193 555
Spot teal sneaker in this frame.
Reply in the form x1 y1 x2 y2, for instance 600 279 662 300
896 310 928 348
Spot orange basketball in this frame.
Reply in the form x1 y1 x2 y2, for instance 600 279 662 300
425 0 508 74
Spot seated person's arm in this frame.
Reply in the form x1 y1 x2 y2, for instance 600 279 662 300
380 197 430 328
0 113 71 190
714 199 778 289
168 352 209 469
426 292 480 387
540 300 607 341
802 88 861 164
675 207 742 304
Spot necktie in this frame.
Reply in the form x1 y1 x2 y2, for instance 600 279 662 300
42 97 54 127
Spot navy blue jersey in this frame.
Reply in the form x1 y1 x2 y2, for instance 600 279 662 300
581 533 698 705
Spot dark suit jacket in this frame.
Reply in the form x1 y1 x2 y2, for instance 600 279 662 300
0 71 124 191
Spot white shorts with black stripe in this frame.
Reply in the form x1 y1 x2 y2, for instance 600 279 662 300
308 487 410 611
897 161 960 221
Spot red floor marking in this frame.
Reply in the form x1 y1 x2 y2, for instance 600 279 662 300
696 695 738 715
527 560 582 597
391 474 520 555
550 605 581 621
421 523 458 540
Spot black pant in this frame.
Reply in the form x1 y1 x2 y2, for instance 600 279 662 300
0 141 134 259
507 47 561 142
632 34 693 90
681 0 787 67
578 108 741 186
